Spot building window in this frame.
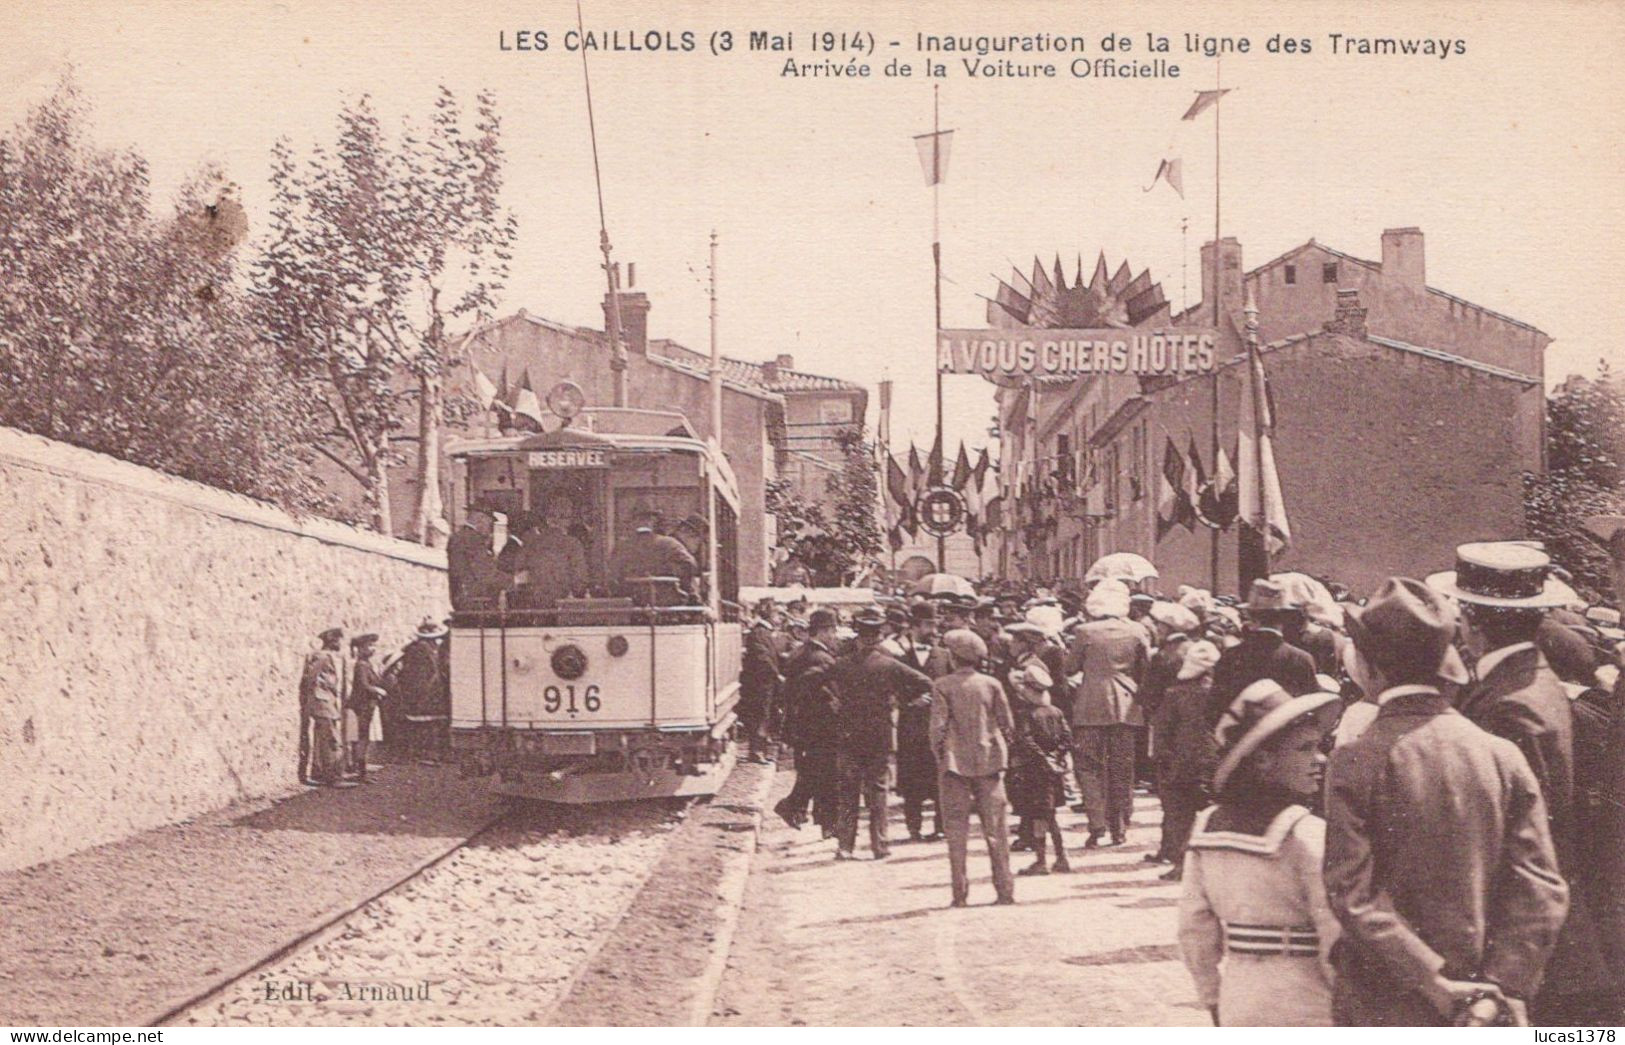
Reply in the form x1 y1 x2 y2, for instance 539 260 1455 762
1322 262 1338 284
1284 264 1296 285
1056 433 1071 484
1105 445 1119 513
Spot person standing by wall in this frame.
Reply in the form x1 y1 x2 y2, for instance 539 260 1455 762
347 633 387 782
931 628 1016 906
297 627 344 785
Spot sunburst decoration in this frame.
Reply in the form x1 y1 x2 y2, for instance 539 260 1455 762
986 251 1171 331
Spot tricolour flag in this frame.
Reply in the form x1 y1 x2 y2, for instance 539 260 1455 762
1236 343 1291 555
1184 435 1207 525
509 370 545 427
471 365 499 410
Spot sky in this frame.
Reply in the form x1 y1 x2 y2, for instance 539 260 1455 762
6 0 1624 453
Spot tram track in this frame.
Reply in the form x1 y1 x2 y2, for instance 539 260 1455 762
161 795 697 1027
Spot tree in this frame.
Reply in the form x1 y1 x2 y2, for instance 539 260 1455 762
0 76 327 512
767 426 884 586
1524 361 1625 600
255 88 514 538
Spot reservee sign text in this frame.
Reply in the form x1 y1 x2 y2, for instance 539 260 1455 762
938 328 1218 378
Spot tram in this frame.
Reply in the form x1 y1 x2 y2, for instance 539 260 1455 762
444 400 743 803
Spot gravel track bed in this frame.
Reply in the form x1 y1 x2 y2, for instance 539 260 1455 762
174 799 685 1027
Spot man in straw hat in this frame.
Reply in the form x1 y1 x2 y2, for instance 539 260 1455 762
1430 542 1617 1024
930 628 1016 905
1179 677 1344 1024
827 608 933 861
1323 577 1567 1026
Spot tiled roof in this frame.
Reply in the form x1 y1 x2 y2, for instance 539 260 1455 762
651 340 864 394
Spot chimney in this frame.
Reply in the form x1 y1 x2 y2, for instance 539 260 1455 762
1380 227 1425 289
761 358 779 384
1325 288 1368 338
602 261 651 356
1199 237 1244 323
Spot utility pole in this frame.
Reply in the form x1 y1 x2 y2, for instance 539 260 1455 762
1208 60 1224 594
577 0 627 406
708 230 722 440
931 85 947 573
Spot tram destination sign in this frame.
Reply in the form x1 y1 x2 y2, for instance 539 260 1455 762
937 328 1217 379
527 448 609 469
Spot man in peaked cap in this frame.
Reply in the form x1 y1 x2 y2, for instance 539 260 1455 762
1324 577 1566 1027
825 607 933 860
1430 543 1618 1023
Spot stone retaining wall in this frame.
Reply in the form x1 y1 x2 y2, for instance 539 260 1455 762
0 427 448 871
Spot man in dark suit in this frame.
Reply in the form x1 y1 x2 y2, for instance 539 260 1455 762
1324 577 1568 1027
1207 578 1318 727
1582 513 1625 1003
893 601 952 841
739 599 784 764
1433 542 1618 1024
827 609 933 860
774 610 842 833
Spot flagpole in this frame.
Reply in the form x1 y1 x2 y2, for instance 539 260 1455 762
932 84 948 574
880 377 897 579
1208 58 1223 594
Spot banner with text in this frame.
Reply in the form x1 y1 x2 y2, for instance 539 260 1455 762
938 328 1218 379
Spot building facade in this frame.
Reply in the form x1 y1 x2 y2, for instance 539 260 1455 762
995 229 1551 595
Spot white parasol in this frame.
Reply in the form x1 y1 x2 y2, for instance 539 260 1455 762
912 573 977 598
1084 552 1159 585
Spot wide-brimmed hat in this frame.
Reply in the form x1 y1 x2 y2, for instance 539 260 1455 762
1085 578 1131 620
1011 662 1053 695
1246 578 1305 618
1176 640 1221 681
1586 606 1622 629
1212 679 1343 793
1177 586 1215 619
414 617 449 639
942 628 987 664
318 626 345 644
1024 605 1066 639
1149 601 1200 634
1426 542 1578 609
1582 515 1625 547
1004 621 1047 643
852 608 887 632
1346 577 1470 686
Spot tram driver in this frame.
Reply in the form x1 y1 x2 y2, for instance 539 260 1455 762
609 508 699 605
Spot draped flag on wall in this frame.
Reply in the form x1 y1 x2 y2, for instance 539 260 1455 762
1236 338 1291 555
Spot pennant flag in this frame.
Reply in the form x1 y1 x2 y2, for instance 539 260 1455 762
1145 157 1185 198
471 365 499 410
913 129 954 186
1156 438 1186 539
907 443 927 502
928 431 945 487
952 443 973 492
1237 343 1291 555
1182 88 1231 121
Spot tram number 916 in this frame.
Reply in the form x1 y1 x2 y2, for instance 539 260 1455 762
543 684 602 714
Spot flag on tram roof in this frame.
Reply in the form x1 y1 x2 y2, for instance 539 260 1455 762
471 365 499 410
510 370 545 426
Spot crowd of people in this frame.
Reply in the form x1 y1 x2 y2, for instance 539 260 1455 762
746 517 1625 1027
295 616 455 786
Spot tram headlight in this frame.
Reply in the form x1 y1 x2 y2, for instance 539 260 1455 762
551 643 588 680
607 635 629 658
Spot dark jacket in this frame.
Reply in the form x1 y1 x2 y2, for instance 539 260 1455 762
1152 674 1218 786
894 640 951 797
446 525 505 610
740 622 785 704
828 644 932 757
1137 635 1190 720
1324 690 1568 1008
1208 631 1318 726
1461 645 1613 998
780 638 839 752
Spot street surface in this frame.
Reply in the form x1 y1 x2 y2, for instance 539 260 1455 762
712 770 1209 1027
